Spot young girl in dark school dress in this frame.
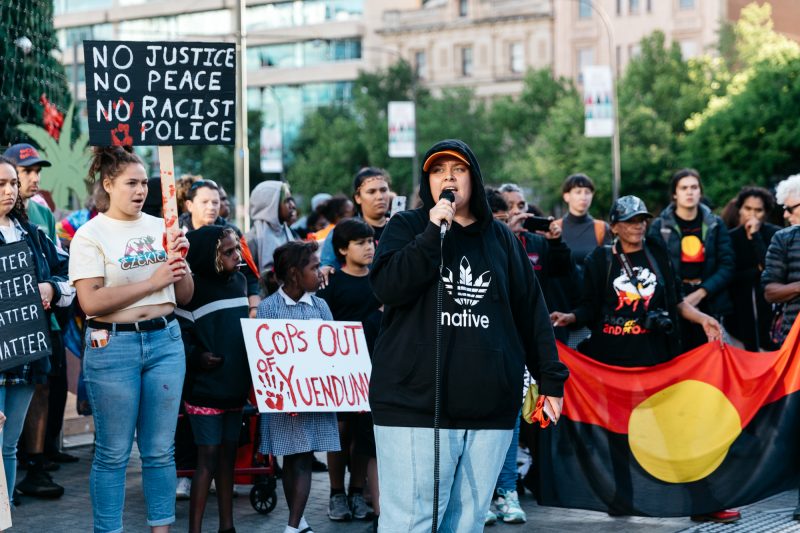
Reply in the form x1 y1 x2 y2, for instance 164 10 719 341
257 241 340 533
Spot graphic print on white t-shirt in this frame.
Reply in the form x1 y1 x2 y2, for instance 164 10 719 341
118 235 168 270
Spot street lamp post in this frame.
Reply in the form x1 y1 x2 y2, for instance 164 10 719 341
234 0 251 232
571 0 622 201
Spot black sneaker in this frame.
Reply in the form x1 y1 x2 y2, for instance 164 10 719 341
16 469 64 499
47 451 79 463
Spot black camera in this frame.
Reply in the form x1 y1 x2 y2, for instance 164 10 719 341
643 309 674 334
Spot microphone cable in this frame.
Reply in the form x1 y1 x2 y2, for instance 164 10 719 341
432 224 445 533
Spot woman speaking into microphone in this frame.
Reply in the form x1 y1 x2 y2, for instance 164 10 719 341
368 139 568 533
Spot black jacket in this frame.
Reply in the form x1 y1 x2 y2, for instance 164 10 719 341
0 217 72 382
369 139 568 430
177 225 251 409
648 203 734 316
726 223 781 350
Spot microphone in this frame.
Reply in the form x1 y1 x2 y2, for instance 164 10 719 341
439 189 455 238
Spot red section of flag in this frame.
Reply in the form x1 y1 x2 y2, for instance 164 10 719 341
559 315 800 434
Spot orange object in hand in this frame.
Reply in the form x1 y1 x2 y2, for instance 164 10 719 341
530 395 551 428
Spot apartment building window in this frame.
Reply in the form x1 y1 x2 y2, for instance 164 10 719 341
679 0 695 9
459 0 468 17
647 0 652 12
578 0 592 19
54 0 112 15
629 0 640 14
461 46 473 77
577 46 595 83
415 50 428 80
616 0 622 15
510 43 524 74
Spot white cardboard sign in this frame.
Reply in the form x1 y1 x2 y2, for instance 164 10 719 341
242 319 372 413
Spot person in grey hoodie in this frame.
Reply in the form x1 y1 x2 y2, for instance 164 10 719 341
246 180 298 276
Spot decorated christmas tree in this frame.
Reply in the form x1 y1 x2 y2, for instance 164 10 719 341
0 0 72 146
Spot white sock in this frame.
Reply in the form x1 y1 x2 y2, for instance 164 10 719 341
283 526 299 533
299 516 309 530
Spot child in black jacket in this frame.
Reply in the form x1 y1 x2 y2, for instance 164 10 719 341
179 225 251 533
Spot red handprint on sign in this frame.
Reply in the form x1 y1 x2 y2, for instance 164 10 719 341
258 373 286 411
110 124 133 146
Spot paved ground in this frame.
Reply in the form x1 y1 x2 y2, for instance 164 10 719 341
8 443 800 532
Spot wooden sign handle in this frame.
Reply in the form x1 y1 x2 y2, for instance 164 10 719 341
158 146 182 258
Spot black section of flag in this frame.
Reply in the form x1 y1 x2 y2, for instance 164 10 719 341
536 392 800 516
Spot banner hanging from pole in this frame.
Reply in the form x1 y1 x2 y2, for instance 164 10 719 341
388 101 416 158
260 123 283 174
583 65 614 138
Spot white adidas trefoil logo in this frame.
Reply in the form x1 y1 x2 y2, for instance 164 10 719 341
441 257 492 328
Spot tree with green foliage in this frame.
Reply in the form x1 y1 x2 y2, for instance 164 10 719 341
684 2 800 204
684 56 800 204
286 106 369 200
0 0 72 146
172 110 266 195
17 103 90 210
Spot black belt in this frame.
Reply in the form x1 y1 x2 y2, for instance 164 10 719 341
87 313 175 332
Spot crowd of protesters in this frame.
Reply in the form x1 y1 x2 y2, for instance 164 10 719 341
1 136 800 532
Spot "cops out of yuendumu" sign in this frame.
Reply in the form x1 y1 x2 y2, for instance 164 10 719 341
83 40 236 146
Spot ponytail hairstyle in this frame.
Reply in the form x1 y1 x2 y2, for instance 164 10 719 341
0 156 27 225
87 146 144 207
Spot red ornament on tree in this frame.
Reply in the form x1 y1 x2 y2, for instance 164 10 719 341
40 94 65 141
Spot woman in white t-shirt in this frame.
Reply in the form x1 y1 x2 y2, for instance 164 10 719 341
69 146 193 533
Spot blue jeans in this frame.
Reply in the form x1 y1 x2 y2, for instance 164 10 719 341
0 384 35 497
83 320 185 533
496 410 522 493
374 425 512 533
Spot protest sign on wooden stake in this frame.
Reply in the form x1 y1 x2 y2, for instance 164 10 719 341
83 41 236 147
83 40 236 250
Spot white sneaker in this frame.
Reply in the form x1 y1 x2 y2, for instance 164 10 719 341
176 477 191 500
495 488 526 524
209 479 216 494
485 509 498 526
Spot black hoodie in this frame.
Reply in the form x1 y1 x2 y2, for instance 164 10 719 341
369 139 568 430
177 225 251 409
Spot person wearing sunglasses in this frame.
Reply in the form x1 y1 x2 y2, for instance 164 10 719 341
762 174 800 520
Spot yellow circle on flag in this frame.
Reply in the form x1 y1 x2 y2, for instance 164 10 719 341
628 380 741 483
681 235 703 258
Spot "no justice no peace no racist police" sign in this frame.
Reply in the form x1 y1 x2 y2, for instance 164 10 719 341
83 40 236 146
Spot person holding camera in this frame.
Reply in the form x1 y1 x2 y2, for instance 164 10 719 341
550 196 721 367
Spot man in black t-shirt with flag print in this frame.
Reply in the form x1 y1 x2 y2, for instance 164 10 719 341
648 168 735 352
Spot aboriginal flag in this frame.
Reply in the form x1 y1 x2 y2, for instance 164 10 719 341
537 317 800 516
